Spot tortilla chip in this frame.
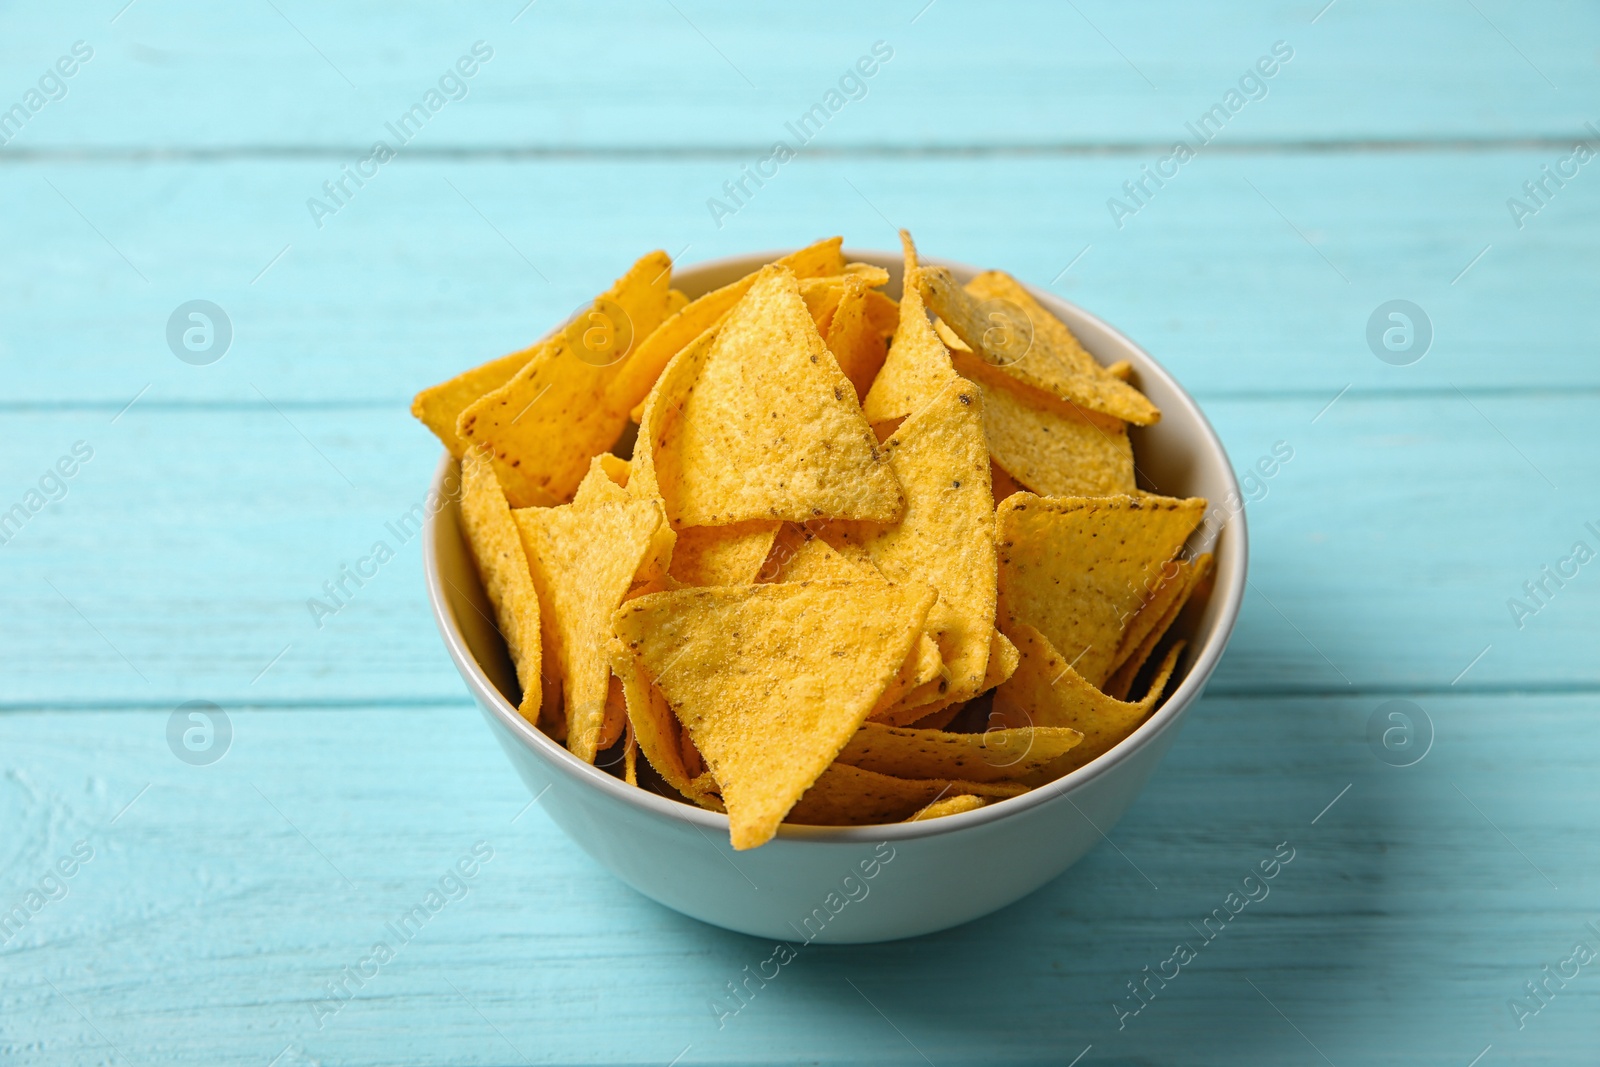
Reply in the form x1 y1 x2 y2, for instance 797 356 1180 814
612 646 710 803
458 251 677 507
1103 553 1213 701
599 674 626 752
997 493 1205 688
836 721 1083 783
606 238 846 416
879 627 1018 726
457 450 543 723
623 719 638 786
412 345 542 457
969 373 1136 497
821 381 996 704
662 266 904 527
824 278 893 401
908 794 989 821
908 702 966 731
611 579 935 849
786 763 1025 826
861 231 960 425
668 521 781 586
993 623 1185 772
598 454 631 487
922 266 1160 426
514 457 667 762
759 523 879 583
872 633 945 714
1106 359 1133 381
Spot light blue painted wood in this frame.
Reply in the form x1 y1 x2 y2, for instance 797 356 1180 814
0 152 1595 406
2 2 1598 1064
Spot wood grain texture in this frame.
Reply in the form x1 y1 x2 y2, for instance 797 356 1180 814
1 695 1596 1066
2 2 1598 1064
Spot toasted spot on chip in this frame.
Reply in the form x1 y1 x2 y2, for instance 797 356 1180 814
610 579 935 849
458 251 677 507
921 266 1161 426
515 457 667 762
786 763 1025 827
907 794 989 821
457 450 542 723
412 344 543 457
822 381 997 705
606 238 846 416
968 373 1135 498
836 721 1083 783
668 521 781 586
994 623 1185 773
663 266 905 527
997 492 1205 688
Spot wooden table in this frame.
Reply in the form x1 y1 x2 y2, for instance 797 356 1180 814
3 2 1597 1063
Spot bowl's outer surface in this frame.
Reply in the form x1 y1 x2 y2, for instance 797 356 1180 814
423 249 1247 942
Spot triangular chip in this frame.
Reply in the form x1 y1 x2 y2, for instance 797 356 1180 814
1103 552 1213 701
871 633 944 715
875 627 1017 726
835 721 1083 783
970 373 1136 497
610 579 935 849
668 521 781 586
759 523 879 583
908 794 989 821
412 344 542 457
990 460 1025 503
821 381 996 704
605 238 846 416
786 763 1025 827
458 251 677 507
993 623 1185 772
997 493 1205 688
515 457 666 761
920 266 1160 426
611 646 716 805
662 265 904 527
861 231 960 425
824 277 892 401
456 450 542 722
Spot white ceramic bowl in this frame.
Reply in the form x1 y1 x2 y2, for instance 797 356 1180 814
423 248 1247 943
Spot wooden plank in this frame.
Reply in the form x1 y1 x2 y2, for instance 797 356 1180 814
1 1 1595 150
0 151 1596 408
0 392 1593 706
1 692 1594 1065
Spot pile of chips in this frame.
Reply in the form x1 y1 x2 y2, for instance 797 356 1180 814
414 234 1212 849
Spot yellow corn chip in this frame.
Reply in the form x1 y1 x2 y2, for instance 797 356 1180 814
515 457 666 762
611 579 936 849
457 450 543 723
921 266 1160 426
1106 359 1133 381
997 492 1205 688
458 251 676 507
787 763 1025 827
824 278 892 401
836 721 1083 783
623 719 638 786
878 627 1018 726
861 231 960 424
908 794 989 821
993 623 1185 772
598 453 631 488
1104 553 1213 701
990 460 1025 503
872 633 945 714
758 523 879 583
612 646 715 804
599 673 626 752
969 373 1136 497
412 344 543 457
668 521 781 586
663 266 904 527
606 238 846 416
821 381 996 704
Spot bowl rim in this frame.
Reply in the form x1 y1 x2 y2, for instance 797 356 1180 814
423 246 1249 844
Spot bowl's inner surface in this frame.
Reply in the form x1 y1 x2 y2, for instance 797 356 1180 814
430 248 1245 818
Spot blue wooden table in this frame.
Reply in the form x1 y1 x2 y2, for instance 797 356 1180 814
3 2 1598 1063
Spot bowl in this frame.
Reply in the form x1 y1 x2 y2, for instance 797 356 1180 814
423 247 1247 943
